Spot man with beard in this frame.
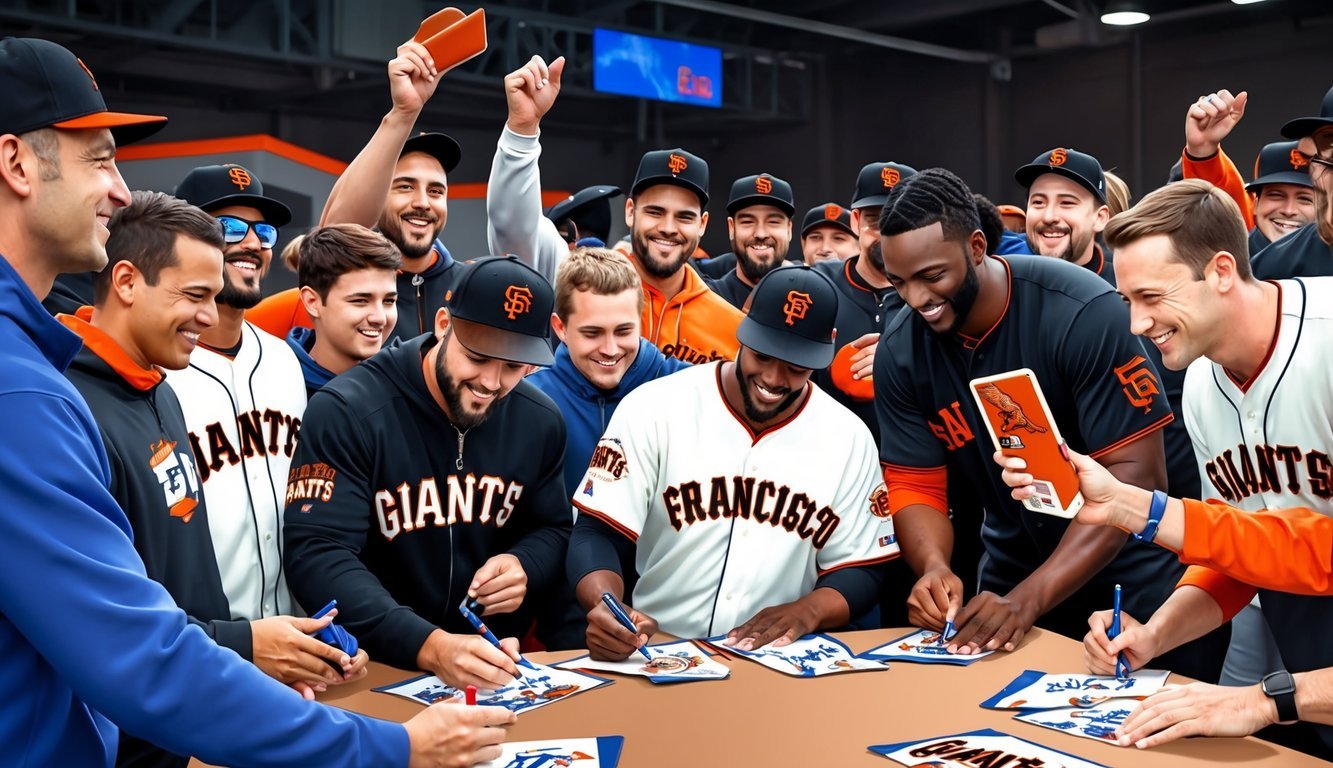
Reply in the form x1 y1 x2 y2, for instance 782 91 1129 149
567 265 899 658
257 37 462 342
1018 148 1116 285
487 54 743 363
873 169 1228 685
284 256 572 689
168 163 306 622
704 173 797 309
1251 85 1333 279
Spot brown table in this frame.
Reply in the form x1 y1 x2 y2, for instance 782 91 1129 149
195 628 1331 766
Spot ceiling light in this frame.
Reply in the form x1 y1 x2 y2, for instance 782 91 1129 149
1231 0 1268 4
1101 3 1150 25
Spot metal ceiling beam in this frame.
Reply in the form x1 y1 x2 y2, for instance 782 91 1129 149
857 0 1031 32
649 0 1002 64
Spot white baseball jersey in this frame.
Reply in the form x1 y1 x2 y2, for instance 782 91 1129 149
166 322 305 619
572 362 899 639
1183 278 1333 514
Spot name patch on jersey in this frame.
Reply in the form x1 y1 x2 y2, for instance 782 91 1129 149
286 462 338 506
188 409 302 483
1205 443 1333 503
662 476 840 548
374 474 524 542
587 438 629 482
1114 355 1161 414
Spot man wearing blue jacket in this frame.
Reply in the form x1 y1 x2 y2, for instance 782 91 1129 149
527 246 690 648
0 35 511 767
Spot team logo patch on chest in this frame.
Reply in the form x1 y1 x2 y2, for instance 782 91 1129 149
149 438 201 523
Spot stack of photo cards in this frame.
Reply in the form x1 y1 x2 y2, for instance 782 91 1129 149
1015 699 1137 744
555 640 730 684
705 633 887 677
477 736 625 768
859 628 996 666
375 663 610 715
869 728 1108 768
981 669 1170 710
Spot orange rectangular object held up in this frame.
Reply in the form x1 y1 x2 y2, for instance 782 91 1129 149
970 368 1084 519
413 7 487 74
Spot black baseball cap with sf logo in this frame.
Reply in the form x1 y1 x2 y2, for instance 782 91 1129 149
736 264 839 370
446 256 555 366
174 164 293 227
630 148 709 208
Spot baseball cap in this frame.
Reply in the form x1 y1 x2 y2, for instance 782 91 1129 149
727 173 795 217
546 184 623 244
0 37 167 145
1014 148 1106 203
1248 141 1314 191
1281 85 1333 140
175 164 293 227
800 202 855 237
851 162 918 209
736 264 839 370
402 132 461 174
996 204 1026 221
446 255 554 366
630 148 708 208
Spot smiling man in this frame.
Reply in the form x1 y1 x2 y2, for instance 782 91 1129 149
1251 85 1333 279
284 256 572 689
704 173 796 309
170 163 306 622
568 265 898 659
1017 148 1115 285
284 224 401 397
872 168 1227 684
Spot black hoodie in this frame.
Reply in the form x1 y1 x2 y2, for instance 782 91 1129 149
283 333 571 669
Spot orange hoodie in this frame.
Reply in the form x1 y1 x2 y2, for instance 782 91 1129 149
1181 147 1255 230
246 287 312 339
1174 498 1333 619
633 254 742 364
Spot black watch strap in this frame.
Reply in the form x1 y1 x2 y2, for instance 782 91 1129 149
1262 671 1299 723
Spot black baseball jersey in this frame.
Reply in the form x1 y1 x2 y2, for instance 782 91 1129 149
811 255 904 440
875 255 1184 628
391 242 461 343
1082 242 1115 287
282 334 571 670
1248 226 1270 260
692 252 736 280
1251 223 1333 280
702 269 754 310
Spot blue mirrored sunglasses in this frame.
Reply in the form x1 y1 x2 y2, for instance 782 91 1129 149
217 215 279 249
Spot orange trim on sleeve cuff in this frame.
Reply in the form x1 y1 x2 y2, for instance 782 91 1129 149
1087 412 1174 460
1175 564 1256 622
883 463 948 517
572 500 640 543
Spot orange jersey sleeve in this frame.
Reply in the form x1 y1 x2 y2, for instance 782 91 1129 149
246 288 312 339
1179 498 1333 596
883 463 948 517
1175 565 1257 622
1181 147 1254 230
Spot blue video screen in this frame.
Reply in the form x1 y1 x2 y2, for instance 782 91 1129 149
593 28 722 108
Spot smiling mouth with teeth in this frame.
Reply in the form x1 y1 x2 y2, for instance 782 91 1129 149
1151 329 1175 345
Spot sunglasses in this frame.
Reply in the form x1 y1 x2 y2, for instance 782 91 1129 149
217 215 279 249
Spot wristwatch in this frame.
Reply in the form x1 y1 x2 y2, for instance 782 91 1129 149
1261 670 1299 723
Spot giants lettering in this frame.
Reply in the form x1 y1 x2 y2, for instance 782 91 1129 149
188 409 302 482
374 474 523 542
661 476 839 549
1204 443 1333 503
286 462 338 505
927 401 975 451
908 737 1046 767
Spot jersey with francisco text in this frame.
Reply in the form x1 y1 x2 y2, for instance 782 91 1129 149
875 255 1181 618
573 362 898 639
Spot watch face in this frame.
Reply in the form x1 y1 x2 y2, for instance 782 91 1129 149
1263 670 1296 696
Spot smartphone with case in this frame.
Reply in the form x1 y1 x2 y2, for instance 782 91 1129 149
969 368 1084 518
413 7 487 74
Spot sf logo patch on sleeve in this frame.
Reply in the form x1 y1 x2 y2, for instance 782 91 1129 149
1114 355 1161 413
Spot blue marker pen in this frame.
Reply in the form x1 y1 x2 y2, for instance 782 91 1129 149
600 593 653 661
941 617 957 644
458 599 538 672
1109 584 1129 679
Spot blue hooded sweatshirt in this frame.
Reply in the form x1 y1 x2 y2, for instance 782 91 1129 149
0 252 408 766
528 338 690 494
287 325 335 398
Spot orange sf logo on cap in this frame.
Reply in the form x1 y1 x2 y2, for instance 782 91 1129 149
75 58 99 91
783 290 812 326
755 176 773 194
881 167 901 188
1291 149 1309 170
824 204 843 221
667 154 688 175
1049 148 1069 167
227 167 253 190
503 285 534 320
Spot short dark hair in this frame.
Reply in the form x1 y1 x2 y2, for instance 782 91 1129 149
973 193 1004 255
294 224 402 300
96 190 225 305
878 168 981 243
